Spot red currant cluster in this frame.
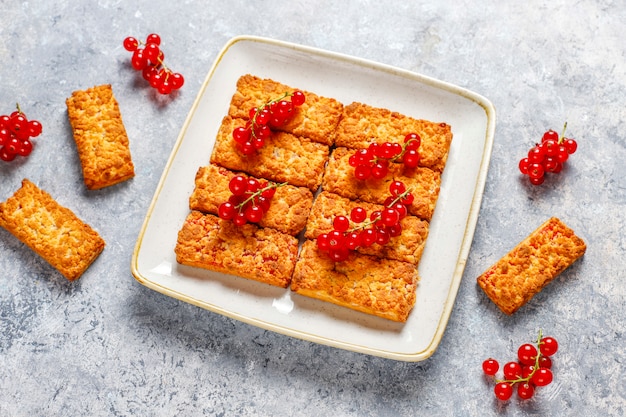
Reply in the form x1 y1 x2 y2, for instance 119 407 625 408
217 175 285 226
316 181 414 262
0 104 42 162
518 123 578 185
348 133 421 180
232 91 306 155
123 33 184 95
482 330 558 401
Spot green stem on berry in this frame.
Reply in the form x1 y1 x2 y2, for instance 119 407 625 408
235 181 287 211
344 187 413 233
558 122 568 145
390 138 419 163
495 329 544 385
250 91 293 138
387 187 413 208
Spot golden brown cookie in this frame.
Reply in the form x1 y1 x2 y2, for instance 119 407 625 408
0 179 105 281
66 84 135 190
477 217 587 315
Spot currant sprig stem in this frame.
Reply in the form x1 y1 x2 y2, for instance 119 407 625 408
496 329 544 385
235 181 287 211
558 122 568 145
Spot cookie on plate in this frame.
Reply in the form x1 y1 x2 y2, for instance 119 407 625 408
175 211 299 288
304 191 429 265
322 147 441 221
291 239 419 322
189 164 314 236
210 115 329 191
334 102 453 172
228 74 344 146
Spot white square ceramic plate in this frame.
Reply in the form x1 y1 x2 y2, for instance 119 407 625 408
131 36 495 361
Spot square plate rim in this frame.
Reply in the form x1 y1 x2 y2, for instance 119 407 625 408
130 35 496 361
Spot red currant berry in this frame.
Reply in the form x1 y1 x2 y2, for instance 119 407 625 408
542 129 559 143
518 343 538 366
354 164 371 180
494 382 513 401
17 140 33 156
146 33 161 46
317 233 330 252
261 186 277 200
244 204 264 223
530 176 545 185
528 146 545 164
387 223 403 237
233 212 248 227
329 247 350 262
482 359 499 376
291 90 306 106
564 138 577 154
233 126 251 144
519 157 530 175
170 73 184 89
381 208 400 227
531 368 553 386
327 230 345 249
333 215 350 232
371 161 389 179
375 228 391 245
556 145 569 163
350 207 367 223
229 175 248 196
402 149 420 168
389 181 406 197
6 137 20 154
344 231 362 250
28 120 42 137
528 163 545 180
517 382 535 400
521 365 535 379
539 337 558 356
537 355 552 369
123 36 139 51
144 42 161 63
400 192 414 206
246 178 260 193
360 228 377 247
0 147 16 161
503 361 522 380
404 133 421 149
542 139 559 157
0 128 9 146
131 49 147 70
218 202 236 220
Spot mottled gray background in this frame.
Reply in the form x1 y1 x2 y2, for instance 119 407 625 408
1 1 625 416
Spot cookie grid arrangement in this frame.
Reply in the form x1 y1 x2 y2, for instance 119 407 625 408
174 74 454 322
